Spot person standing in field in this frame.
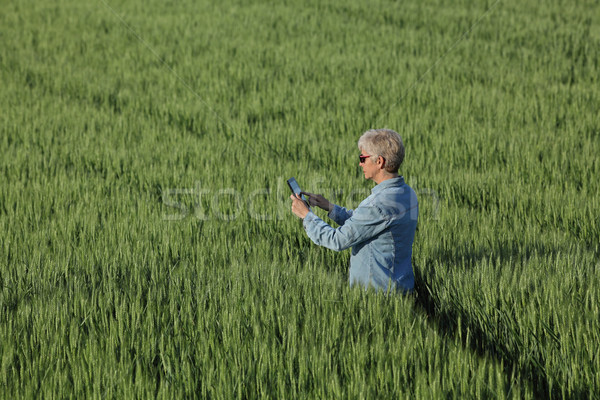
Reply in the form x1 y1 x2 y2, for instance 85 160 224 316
290 129 418 293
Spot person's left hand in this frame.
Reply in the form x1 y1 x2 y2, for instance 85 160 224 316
290 194 310 219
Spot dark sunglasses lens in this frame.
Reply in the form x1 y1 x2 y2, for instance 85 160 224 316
359 155 366 163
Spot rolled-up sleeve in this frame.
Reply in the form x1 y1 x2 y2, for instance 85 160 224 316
303 205 389 252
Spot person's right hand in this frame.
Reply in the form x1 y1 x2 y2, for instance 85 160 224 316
300 192 333 212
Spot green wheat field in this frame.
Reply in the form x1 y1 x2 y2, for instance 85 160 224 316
1 0 599 398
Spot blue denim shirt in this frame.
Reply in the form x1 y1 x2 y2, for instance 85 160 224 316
302 177 418 292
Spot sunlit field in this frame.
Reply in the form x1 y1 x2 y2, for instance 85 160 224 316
1 0 599 397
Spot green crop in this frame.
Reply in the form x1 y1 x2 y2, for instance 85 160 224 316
1 0 598 398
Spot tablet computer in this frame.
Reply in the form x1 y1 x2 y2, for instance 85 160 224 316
287 177 311 210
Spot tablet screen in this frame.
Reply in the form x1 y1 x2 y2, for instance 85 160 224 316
287 177 311 209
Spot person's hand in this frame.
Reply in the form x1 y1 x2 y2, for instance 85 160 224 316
290 194 310 219
301 192 333 212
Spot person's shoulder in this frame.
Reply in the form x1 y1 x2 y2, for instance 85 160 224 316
374 180 406 198
373 181 417 215
386 178 416 196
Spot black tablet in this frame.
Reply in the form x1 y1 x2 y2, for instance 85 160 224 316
287 177 311 210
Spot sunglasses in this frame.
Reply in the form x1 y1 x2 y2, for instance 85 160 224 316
359 154 371 163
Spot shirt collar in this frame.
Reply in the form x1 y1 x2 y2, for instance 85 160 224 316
371 176 405 194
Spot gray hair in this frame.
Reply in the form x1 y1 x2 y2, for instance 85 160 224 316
357 129 405 173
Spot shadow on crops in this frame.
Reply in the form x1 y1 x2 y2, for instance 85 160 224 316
412 241 589 400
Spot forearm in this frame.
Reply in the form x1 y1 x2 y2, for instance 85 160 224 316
303 213 353 252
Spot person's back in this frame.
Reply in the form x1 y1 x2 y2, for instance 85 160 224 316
326 176 417 292
348 177 418 292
